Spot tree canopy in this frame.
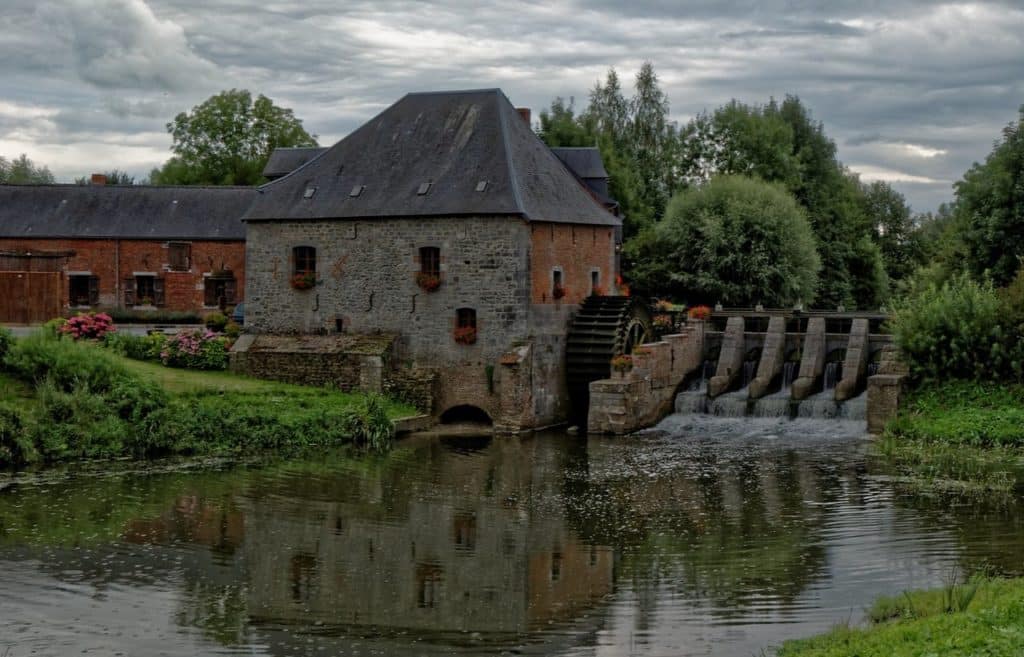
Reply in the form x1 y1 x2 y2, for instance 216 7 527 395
955 105 1024 286
0 154 55 184
628 175 820 307
150 89 318 186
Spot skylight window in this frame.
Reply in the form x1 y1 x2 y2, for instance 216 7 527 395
417 182 432 195
303 186 317 199
350 185 365 197
475 181 488 192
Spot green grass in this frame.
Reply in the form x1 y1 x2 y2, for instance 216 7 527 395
877 381 1024 494
777 577 1024 656
0 335 418 468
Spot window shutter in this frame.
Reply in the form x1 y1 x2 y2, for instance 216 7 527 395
225 279 237 304
154 278 166 307
123 278 136 306
88 276 100 305
204 279 217 307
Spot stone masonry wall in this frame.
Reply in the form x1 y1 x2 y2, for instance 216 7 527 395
0 237 245 314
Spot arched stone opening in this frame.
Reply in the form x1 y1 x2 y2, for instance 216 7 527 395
439 405 493 425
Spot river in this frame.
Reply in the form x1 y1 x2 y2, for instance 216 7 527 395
1 415 1022 656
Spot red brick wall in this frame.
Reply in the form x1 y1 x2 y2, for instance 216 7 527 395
529 223 617 304
0 238 245 314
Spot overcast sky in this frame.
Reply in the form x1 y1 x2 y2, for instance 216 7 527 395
2 0 1022 212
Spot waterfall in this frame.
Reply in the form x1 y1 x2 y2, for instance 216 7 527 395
823 362 842 391
741 359 758 388
708 390 749 417
688 359 716 392
867 362 880 377
781 361 797 390
749 390 792 418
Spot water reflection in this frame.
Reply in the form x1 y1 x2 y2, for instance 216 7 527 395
1 417 1023 656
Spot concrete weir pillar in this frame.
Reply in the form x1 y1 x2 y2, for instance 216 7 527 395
791 317 825 401
708 316 745 398
835 318 869 401
749 315 786 399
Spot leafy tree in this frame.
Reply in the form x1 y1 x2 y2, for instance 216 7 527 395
955 105 1024 286
150 89 318 186
860 180 921 284
0 154 55 184
74 170 136 185
678 96 888 309
627 175 820 307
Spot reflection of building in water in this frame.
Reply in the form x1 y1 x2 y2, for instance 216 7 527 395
239 437 613 636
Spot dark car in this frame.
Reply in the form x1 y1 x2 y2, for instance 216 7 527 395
231 302 245 325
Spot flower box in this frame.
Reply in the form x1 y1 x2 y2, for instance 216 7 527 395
454 326 477 345
416 272 441 293
291 272 317 290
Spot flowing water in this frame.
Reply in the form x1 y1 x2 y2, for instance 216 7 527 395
2 420 1023 657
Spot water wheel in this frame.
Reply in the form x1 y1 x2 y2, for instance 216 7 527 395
566 295 653 421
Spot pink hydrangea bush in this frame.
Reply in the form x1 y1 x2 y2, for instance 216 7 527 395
60 312 115 340
160 329 233 370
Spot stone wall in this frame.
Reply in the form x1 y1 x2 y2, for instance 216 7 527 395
866 344 909 434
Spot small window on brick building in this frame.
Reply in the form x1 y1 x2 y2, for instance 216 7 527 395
293 246 316 276
69 275 99 306
204 274 237 308
168 242 191 271
552 269 565 300
124 275 164 307
419 246 440 277
591 270 600 293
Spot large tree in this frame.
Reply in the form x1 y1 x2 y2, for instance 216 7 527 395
860 180 921 284
955 105 1024 286
0 154 55 184
151 89 318 186
628 175 820 307
678 96 889 309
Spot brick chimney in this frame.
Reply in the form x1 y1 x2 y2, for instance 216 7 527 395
516 107 531 126
90 173 107 186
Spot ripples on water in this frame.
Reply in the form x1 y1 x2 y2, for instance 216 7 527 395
1 416 1022 656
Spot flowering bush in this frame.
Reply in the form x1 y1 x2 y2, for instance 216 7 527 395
291 272 317 290
416 272 441 293
160 329 232 370
453 326 477 345
616 274 630 297
610 354 633 373
654 298 673 311
60 312 115 340
688 305 712 320
653 314 675 334
553 284 567 300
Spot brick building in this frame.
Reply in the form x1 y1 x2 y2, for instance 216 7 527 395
234 89 622 430
0 183 254 322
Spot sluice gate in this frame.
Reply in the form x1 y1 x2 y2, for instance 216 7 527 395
583 309 905 435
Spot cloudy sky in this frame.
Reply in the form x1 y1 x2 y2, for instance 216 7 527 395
2 0 1022 212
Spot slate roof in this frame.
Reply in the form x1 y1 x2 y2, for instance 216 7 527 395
262 147 328 180
0 185 255 240
245 89 619 227
550 147 609 179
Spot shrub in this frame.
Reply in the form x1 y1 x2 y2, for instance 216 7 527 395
99 308 202 324
0 403 36 467
889 273 1023 382
41 317 67 338
4 333 137 393
0 326 12 361
627 175 820 307
344 394 395 453
60 312 115 340
204 312 228 332
224 320 242 339
611 354 633 373
160 329 232 370
104 331 167 361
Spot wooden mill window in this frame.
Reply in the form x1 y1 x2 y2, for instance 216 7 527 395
419 246 440 277
167 242 191 271
293 246 316 275
69 275 99 306
124 275 164 307
204 274 237 308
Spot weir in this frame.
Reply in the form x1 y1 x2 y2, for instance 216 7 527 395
587 310 900 434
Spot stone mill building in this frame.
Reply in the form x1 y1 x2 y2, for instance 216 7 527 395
232 88 623 430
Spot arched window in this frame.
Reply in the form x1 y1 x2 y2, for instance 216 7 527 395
293 246 316 276
419 246 440 277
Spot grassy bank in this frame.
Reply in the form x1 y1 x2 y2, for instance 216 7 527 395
0 332 417 468
778 577 1024 656
877 381 1024 494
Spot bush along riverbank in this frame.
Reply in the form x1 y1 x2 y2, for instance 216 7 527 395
0 329 416 469
877 381 1024 495
777 576 1024 656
